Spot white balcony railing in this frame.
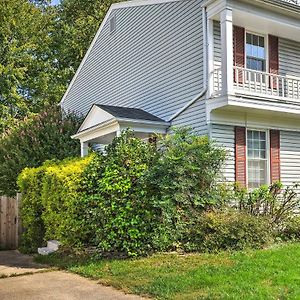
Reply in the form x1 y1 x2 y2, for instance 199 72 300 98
213 67 300 101
282 0 300 5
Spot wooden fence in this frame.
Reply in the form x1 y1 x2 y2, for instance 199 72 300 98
0 195 21 250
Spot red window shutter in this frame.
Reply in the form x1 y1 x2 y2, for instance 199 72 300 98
235 127 247 186
269 35 279 89
233 26 245 83
270 130 280 183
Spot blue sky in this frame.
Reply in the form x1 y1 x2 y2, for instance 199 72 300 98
51 0 60 5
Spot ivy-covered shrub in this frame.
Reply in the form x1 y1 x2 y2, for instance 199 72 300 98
181 210 273 252
81 131 159 256
0 105 82 196
18 157 91 253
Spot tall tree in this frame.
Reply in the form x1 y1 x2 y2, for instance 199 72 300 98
0 0 124 133
0 0 56 132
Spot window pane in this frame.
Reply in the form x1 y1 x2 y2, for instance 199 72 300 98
260 131 266 140
258 47 265 59
248 160 267 189
259 36 264 47
246 44 252 56
253 45 258 57
246 33 251 44
246 33 266 72
247 130 268 188
253 35 258 46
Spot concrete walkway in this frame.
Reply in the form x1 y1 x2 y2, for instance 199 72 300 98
0 271 145 300
0 250 46 277
0 251 148 300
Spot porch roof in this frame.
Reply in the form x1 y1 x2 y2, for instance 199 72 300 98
72 104 170 144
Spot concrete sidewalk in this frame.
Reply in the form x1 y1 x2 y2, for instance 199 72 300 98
0 250 46 277
0 271 145 300
0 251 147 300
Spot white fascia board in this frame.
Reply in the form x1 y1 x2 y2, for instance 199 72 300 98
72 119 118 140
59 0 181 107
117 117 170 127
111 0 182 9
72 117 169 140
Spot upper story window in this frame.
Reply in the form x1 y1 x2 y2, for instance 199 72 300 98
110 15 116 34
246 33 266 72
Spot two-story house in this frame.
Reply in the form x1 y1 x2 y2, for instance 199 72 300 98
60 0 300 189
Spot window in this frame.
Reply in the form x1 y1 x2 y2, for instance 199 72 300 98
110 15 116 33
246 33 266 72
247 130 268 188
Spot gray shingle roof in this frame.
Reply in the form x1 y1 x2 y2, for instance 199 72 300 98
96 104 166 123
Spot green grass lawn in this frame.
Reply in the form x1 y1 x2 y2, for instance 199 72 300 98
35 243 300 300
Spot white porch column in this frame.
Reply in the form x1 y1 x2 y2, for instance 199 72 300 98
220 8 233 96
80 141 89 157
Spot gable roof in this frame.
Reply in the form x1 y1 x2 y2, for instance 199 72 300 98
59 0 181 107
77 104 169 134
95 104 165 123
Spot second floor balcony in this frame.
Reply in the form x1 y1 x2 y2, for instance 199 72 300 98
213 67 300 102
205 0 300 116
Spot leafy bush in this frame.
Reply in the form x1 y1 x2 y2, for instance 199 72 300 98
18 128 227 256
18 157 91 253
18 166 46 253
182 210 273 252
81 131 158 257
0 105 82 196
146 128 227 251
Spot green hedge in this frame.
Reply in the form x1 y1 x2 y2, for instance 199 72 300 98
18 157 92 253
18 129 277 256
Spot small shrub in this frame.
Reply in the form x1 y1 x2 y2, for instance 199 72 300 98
233 182 300 224
279 216 300 241
182 210 273 252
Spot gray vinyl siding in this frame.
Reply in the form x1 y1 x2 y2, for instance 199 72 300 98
210 126 300 188
62 0 204 122
279 38 300 78
211 124 235 182
281 130 300 188
171 97 208 135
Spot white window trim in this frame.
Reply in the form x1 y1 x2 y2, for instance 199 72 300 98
244 30 269 73
246 128 270 189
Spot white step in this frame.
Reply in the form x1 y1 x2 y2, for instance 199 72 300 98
38 247 56 256
47 240 60 251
